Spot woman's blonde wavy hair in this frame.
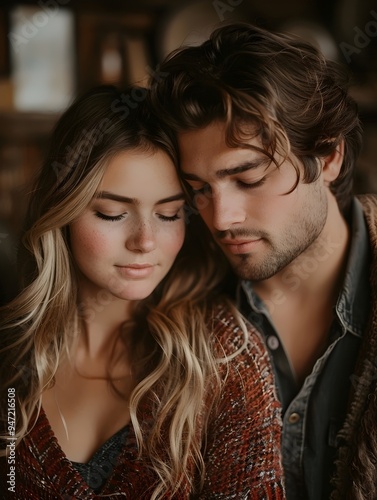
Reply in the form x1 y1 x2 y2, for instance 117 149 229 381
0 85 241 498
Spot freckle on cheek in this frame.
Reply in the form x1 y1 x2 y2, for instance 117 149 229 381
76 230 106 254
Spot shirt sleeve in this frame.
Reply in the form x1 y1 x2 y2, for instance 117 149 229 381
197 306 286 499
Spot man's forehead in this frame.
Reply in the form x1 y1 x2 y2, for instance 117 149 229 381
177 122 263 158
177 119 298 176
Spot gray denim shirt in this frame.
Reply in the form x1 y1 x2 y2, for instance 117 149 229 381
238 199 371 500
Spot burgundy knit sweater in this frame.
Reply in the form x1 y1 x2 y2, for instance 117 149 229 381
0 305 285 499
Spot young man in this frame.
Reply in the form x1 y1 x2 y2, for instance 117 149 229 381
149 23 377 500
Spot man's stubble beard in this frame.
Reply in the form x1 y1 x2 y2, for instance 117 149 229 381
225 189 329 281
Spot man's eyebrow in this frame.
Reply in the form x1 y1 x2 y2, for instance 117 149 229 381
182 158 271 181
95 191 185 205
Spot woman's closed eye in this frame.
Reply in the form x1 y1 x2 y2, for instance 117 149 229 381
157 213 181 222
95 211 182 222
95 211 127 222
157 203 185 222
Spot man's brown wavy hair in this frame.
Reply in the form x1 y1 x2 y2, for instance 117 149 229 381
149 22 363 216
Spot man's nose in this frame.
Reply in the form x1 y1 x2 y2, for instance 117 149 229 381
211 191 246 232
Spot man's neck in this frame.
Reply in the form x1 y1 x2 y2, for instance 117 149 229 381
252 194 350 305
251 195 350 384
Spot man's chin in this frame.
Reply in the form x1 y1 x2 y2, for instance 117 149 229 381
230 259 280 281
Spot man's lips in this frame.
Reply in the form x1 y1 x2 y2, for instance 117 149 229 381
219 238 263 255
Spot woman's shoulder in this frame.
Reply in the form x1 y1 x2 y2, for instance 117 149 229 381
206 298 281 427
207 298 268 365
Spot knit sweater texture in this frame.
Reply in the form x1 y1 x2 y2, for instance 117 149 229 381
331 195 377 499
0 304 285 499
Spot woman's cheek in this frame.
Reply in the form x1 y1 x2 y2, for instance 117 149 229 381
164 223 186 257
70 221 111 263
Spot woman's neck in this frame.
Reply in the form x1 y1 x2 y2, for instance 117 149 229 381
73 291 134 379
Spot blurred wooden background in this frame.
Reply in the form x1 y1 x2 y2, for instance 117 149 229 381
0 0 376 304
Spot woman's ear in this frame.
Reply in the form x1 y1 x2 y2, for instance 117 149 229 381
322 140 345 183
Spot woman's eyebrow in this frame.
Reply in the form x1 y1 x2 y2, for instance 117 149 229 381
95 191 136 204
95 191 185 206
155 193 185 205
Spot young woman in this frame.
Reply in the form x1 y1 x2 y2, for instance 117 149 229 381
0 85 285 499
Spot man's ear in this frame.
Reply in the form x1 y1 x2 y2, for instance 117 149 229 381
322 140 345 183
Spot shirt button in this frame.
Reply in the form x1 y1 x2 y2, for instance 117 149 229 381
267 335 279 350
288 412 300 424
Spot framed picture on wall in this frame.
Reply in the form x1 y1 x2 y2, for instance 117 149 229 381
76 10 154 92
8 4 76 112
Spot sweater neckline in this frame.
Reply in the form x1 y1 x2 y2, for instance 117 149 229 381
29 407 138 498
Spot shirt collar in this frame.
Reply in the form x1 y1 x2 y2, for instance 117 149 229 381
238 278 269 316
335 198 370 337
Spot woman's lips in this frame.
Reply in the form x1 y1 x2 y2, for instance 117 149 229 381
116 264 155 278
